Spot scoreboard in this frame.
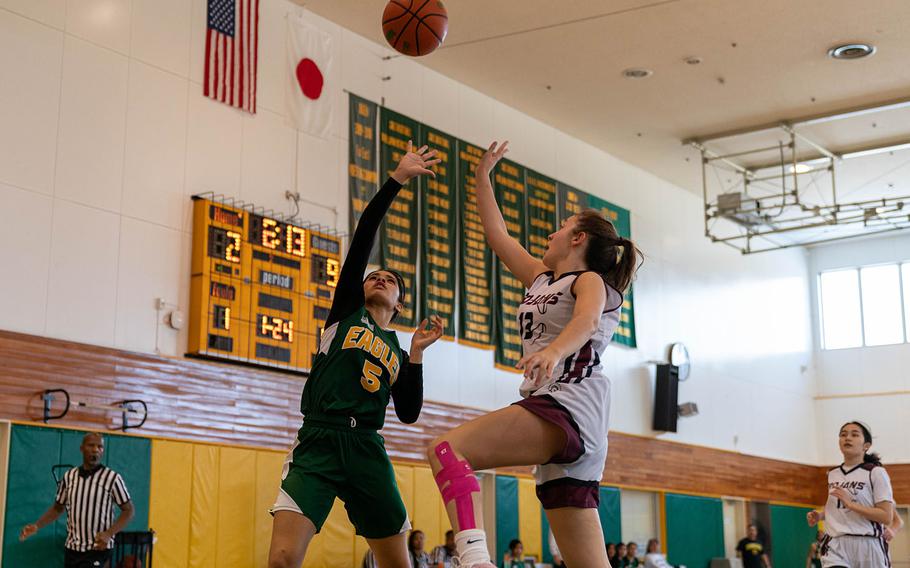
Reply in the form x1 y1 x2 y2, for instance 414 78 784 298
188 197 341 373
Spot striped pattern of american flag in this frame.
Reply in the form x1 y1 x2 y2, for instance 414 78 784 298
205 0 259 113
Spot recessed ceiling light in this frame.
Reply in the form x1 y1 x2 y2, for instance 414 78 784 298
788 164 813 174
828 43 876 60
623 68 653 79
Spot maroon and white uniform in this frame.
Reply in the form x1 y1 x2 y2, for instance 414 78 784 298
512 271 623 508
819 463 893 567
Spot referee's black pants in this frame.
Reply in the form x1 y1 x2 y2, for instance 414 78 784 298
64 548 111 568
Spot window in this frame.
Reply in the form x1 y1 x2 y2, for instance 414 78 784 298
620 490 660 552
818 262 909 349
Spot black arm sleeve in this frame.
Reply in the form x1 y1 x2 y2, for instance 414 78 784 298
390 352 423 424
326 177 404 327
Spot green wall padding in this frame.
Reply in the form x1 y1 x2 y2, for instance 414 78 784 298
495 475 519 565
539 484 621 564
665 493 725 568
541 507 552 564
3 426 65 568
2 425 151 568
599 486 622 545
770 504 818 568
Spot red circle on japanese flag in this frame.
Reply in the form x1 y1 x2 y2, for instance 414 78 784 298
296 58 324 100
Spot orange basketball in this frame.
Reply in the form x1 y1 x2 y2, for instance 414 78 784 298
382 0 448 57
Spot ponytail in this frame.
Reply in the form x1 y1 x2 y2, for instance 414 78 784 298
573 209 643 292
863 452 882 466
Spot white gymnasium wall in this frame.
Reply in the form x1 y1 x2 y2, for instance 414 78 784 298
808 234 910 465
0 0 818 462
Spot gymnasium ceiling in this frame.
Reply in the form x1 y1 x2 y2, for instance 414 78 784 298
300 0 910 199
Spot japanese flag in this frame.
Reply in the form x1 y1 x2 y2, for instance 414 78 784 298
287 13 333 138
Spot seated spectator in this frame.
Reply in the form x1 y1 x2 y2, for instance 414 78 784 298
643 538 673 568
408 530 431 568
615 543 627 567
503 539 524 568
431 530 455 568
625 542 642 567
606 542 618 567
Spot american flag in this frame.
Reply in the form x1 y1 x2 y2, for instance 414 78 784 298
205 0 259 113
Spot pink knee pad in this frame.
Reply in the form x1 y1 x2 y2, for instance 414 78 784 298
434 442 480 530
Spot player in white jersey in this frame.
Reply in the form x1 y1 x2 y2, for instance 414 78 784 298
427 141 641 568
807 422 895 568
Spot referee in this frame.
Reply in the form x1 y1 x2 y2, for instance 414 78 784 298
19 432 134 568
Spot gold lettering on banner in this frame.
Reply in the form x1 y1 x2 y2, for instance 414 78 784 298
502 206 519 219
386 259 416 273
358 102 370 117
464 210 480 223
465 229 486 242
389 120 412 137
466 285 490 299
428 299 453 313
529 235 548 246
427 255 451 268
528 197 555 211
391 201 408 214
428 240 450 254
601 208 619 221
428 132 451 149
428 180 450 194
566 191 578 203
388 216 411 230
430 269 449 283
530 218 553 230
380 133 410 151
466 304 491 315
505 220 521 235
468 313 489 324
494 175 524 192
427 211 449 225
349 165 378 184
464 266 486 278
427 195 449 209
387 229 412 244
428 225 448 238
503 349 521 360
464 249 483 261
500 163 519 177
354 146 372 162
502 290 524 303
400 188 414 200
428 285 455 300
564 202 582 214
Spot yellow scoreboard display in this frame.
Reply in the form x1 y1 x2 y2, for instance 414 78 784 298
188 197 341 373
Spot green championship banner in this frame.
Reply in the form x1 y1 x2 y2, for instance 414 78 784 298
493 159 528 371
348 94 379 237
418 125 457 340
379 107 419 329
558 183 637 347
457 140 494 348
525 169 558 259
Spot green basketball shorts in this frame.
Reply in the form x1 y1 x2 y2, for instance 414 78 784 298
270 419 410 539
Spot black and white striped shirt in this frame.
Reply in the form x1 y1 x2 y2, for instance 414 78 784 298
54 466 131 551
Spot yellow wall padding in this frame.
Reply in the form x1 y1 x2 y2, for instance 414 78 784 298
413 466 445 546
254 450 285 567
147 444 497 567
148 440 193 568
189 444 219 568
216 447 256 567
518 478 542 560
394 464 415 514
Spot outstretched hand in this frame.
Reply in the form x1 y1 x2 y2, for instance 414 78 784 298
391 141 441 184
19 524 38 541
476 140 509 175
410 315 444 361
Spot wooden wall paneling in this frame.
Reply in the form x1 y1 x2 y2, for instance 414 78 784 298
2 330 907 506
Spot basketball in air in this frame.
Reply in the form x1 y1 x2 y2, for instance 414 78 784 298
382 0 448 57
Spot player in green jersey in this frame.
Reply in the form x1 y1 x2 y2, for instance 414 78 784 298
268 142 444 568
